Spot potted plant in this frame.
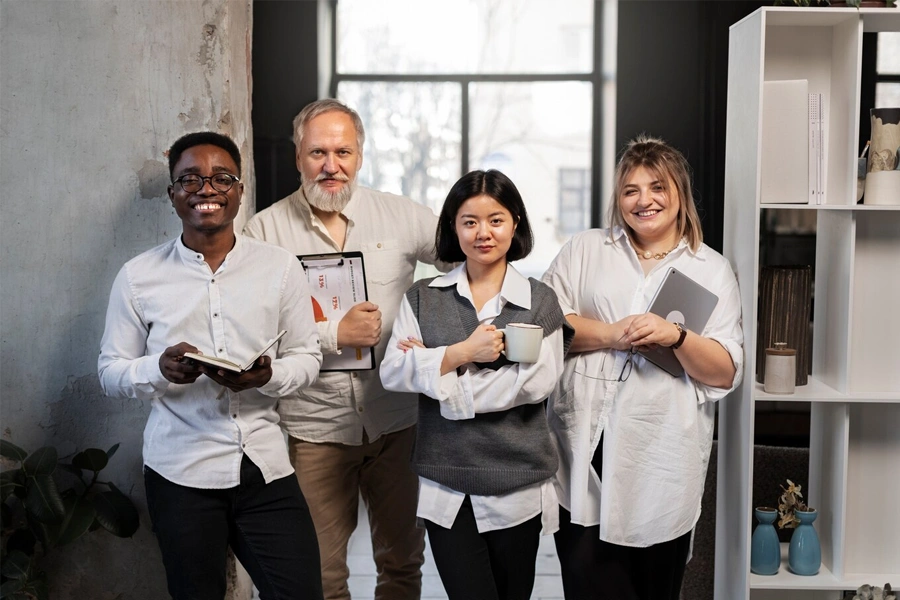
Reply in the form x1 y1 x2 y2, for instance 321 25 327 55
1 439 140 600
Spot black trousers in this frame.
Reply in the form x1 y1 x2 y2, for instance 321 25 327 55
144 455 323 600
553 433 692 600
424 496 543 600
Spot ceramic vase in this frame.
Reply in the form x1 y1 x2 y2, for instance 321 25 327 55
751 507 781 575
789 509 821 575
757 266 812 386
863 107 900 206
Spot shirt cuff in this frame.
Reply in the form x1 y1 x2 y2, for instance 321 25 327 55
319 320 341 355
437 366 475 420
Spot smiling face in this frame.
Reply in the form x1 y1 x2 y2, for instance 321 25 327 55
454 194 517 269
618 165 681 249
168 144 243 240
297 110 362 213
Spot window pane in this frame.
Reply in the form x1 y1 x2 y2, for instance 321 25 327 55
877 32 900 75
470 81 592 278
336 81 462 214
876 83 900 109
337 0 593 74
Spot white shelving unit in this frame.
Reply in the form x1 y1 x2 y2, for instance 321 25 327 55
717 8 900 600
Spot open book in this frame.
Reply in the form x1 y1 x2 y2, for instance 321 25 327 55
182 330 287 373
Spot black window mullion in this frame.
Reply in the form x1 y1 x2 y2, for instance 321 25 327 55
461 80 470 175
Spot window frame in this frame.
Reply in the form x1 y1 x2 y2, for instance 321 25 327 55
326 0 608 229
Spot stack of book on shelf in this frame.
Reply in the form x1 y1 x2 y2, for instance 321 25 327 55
760 79 825 205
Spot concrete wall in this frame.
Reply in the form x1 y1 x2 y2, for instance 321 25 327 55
0 1 253 597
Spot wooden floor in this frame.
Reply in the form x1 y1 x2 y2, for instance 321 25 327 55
347 502 566 600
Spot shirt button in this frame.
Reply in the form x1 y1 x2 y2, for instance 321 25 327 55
211 279 216 283
358 406 364 412
232 414 237 419
218 348 224 353
377 243 382 248
242 443 246 448
213 312 219 317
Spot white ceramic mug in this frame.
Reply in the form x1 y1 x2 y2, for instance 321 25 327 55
499 323 543 363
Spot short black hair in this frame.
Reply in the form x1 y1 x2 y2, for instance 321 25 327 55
435 169 534 263
167 132 242 180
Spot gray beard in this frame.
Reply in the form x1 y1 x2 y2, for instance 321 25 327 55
302 177 356 213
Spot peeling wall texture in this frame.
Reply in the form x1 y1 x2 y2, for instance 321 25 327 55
0 0 253 597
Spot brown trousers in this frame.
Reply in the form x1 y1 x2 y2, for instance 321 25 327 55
288 426 425 600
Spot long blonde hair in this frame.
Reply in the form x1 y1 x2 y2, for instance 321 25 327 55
607 134 703 251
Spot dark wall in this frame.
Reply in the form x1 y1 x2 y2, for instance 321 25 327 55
252 0 320 212
616 0 764 253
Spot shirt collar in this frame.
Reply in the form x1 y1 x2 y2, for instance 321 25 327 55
175 233 243 266
608 226 702 260
429 261 532 310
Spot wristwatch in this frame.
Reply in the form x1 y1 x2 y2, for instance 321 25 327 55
672 322 687 350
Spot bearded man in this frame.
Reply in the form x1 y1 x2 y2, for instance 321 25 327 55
244 99 448 600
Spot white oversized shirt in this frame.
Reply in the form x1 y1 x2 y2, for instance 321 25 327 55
380 263 563 533
243 187 447 444
98 235 322 488
541 228 743 547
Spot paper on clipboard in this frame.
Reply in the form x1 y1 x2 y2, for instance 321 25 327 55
298 252 375 371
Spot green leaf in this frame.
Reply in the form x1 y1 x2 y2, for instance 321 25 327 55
106 443 120 460
54 495 95 546
23 475 65 523
1 469 24 503
0 440 27 463
71 448 108 473
0 550 31 580
92 490 139 538
0 577 26 597
22 448 57 478
23 578 49 600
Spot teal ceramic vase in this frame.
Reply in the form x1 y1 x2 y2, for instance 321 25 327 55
750 507 781 575
789 509 821 575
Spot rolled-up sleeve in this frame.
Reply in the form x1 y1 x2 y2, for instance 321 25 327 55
696 275 744 403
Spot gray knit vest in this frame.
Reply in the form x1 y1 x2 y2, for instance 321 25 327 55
406 276 574 496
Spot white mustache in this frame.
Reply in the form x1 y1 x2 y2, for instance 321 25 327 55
315 173 350 183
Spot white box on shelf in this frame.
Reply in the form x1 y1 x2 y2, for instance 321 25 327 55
761 79 809 204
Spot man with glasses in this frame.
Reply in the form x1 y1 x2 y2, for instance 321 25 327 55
98 132 325 599
244 99 448 600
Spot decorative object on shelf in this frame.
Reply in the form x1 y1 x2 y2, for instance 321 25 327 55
864 107 900 206
757 266 812 387
777 478 808 528
788 508 821 575
764 342 796 394
751 507 782 575
843 583 897 600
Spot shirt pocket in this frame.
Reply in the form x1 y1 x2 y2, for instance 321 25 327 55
359 239 405 285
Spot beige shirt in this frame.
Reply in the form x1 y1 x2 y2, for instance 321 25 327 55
243 186 445 444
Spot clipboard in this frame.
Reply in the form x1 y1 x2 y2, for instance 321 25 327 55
298 251 375 371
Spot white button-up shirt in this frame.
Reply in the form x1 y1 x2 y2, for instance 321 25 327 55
243 186 447 444
380 263 563 533
541 228 743 547
98 235 322 488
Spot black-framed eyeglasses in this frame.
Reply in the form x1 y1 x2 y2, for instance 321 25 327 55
172 173 240 193
583 345 637 383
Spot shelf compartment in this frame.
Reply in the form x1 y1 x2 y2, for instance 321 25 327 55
751 544 900 590
754 380 900 403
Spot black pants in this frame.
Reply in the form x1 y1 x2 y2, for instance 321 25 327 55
553 433 692 600
424 496 543 600
144 455 323 600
